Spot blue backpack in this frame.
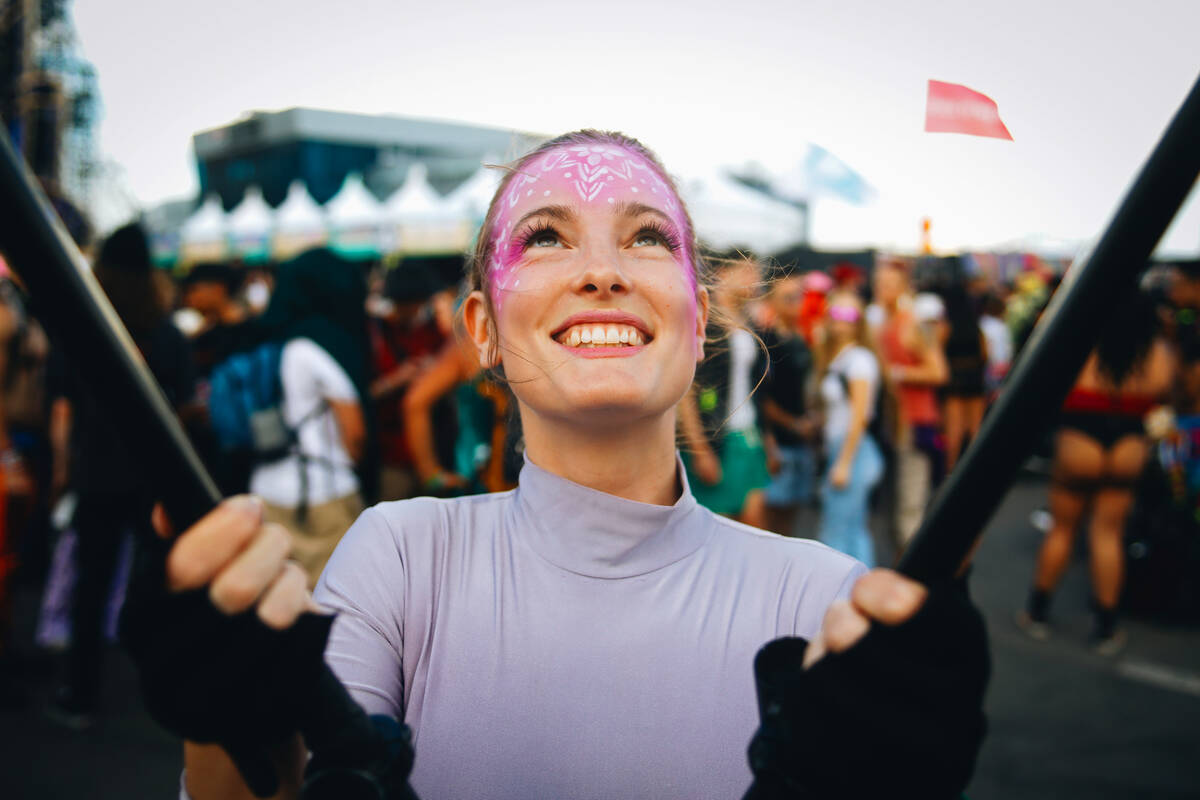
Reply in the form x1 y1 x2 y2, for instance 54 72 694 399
207 342 292 462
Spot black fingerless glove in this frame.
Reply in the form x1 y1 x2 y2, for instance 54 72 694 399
303 711 419 800
120 534 334 796
744 578 990 800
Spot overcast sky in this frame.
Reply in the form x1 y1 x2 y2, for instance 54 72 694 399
74 0 1199 253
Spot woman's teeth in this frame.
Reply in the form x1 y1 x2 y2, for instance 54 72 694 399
556 323 645 348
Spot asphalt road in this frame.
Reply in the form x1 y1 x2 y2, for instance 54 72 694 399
1 476 1198 798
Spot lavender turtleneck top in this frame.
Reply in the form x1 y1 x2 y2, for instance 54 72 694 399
312 456 866 799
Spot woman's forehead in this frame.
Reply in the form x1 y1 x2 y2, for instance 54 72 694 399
497 142 682 223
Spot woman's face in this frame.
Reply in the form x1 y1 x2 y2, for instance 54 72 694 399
873 265 907 308
465 142 706 429
827 294 863 343
769 276 803 322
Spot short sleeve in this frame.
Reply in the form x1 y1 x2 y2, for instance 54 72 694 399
843 347 878 384
314 506 406 717
792 553 870 640
283 338 358 405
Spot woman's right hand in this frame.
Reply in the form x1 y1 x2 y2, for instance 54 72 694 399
123 496 335 798
156 495 315 630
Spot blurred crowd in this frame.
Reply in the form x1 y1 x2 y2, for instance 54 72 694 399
0 213 1198 726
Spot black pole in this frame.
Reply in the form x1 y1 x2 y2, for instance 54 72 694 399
898 72 1200 583
0 128 219 527
0 127 391 797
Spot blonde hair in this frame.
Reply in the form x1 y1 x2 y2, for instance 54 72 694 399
816 291 874 377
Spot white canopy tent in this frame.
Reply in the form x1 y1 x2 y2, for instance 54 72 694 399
226 186 273 263
383 163 442 221
178 194 228 264
382 164 470 253
326 173 386 259
443 164 502 224
273 180 328 259
681 171 806 254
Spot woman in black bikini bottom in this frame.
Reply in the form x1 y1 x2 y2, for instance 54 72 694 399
1019 292 1173 654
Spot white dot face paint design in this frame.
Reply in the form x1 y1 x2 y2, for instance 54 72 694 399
487 143 692 310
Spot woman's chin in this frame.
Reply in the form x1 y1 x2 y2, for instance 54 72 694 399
534 380 675 425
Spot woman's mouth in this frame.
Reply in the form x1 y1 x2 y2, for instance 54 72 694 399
553 323 648 348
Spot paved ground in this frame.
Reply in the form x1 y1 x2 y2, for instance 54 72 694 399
1 475 1198 798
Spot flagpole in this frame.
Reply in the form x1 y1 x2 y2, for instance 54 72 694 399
898 72 1200 583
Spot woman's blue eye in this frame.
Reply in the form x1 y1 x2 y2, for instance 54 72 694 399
633 232 663 247
530 231 561 248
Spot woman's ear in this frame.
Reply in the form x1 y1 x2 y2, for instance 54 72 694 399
462 290 500 369
694 286 710 363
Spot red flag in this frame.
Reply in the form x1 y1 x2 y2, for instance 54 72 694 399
924 80 1013 140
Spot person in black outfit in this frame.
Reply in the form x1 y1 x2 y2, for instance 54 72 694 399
755 271 817 536
939 282 988 473
47 222 195 728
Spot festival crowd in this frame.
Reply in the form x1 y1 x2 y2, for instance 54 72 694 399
0 211 1196 731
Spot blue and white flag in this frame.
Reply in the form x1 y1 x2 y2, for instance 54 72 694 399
801 144 874 206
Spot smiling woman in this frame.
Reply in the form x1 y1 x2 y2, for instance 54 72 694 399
162 130 989 800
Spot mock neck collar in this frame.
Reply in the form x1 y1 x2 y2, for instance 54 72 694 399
513 454 708 579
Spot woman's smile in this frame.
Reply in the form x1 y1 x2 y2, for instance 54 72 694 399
551 309 654 356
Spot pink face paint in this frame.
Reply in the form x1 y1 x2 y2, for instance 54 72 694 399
485 142 695 310
828 305 861 323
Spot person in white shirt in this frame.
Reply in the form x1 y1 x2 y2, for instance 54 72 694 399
818 291 884 566
979 291 1013 394
247 249 370 586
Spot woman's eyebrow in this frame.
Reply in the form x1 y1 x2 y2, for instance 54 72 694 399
615 201 674 225
513 204 575 229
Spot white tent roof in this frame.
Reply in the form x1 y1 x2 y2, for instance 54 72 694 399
227 186 273 236
681 171 806 253
443 165 502 220
275 181 326 234
326 173 385 229
179 194 227 243
383 163 449 222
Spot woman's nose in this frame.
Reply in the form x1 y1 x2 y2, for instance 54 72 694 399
575 243 630 296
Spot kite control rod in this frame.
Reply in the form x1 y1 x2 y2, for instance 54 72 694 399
899 72 1200 584
0 129 392 797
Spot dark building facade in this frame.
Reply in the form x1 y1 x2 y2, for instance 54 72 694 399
192 108 543 210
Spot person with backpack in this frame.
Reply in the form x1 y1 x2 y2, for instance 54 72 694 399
209 248 374 588
817 291 884 567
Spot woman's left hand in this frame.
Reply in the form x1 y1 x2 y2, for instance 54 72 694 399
828 459 851 490
802 569 925 667
745 569 990 800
